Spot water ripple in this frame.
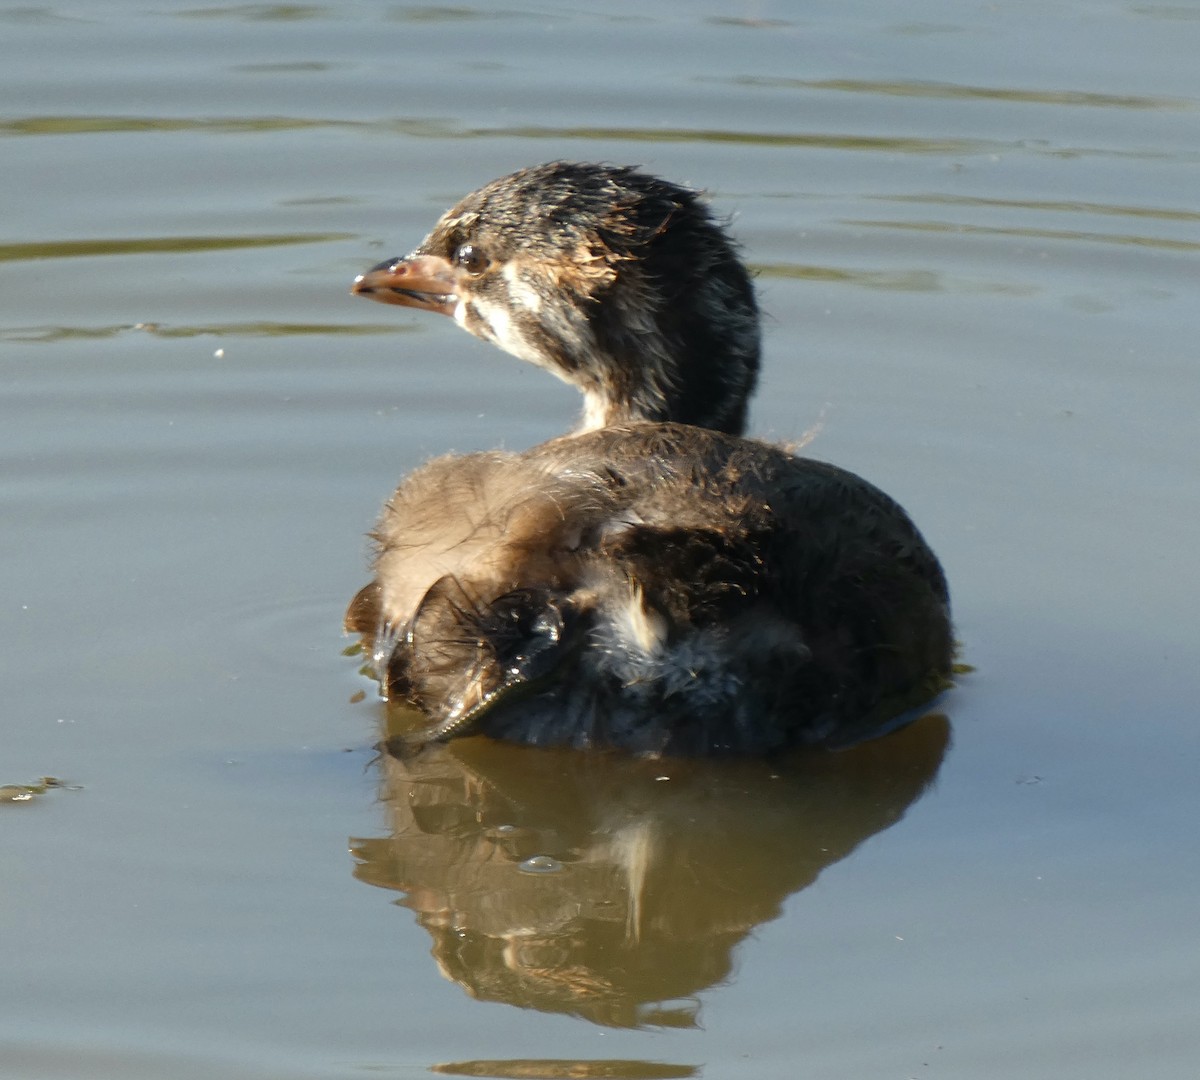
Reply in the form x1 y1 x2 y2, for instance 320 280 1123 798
0 115 357 136
176 4 326 21
5 114 1194 164
1 321 404 344
874 193 1200 224
723 76 1195 112
842 218 1200 252
0 233 353 263
752 262 1036 296
429 1061 696 1080
479 124 999 155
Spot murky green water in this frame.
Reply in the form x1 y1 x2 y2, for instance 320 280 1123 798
3 3 1198 1078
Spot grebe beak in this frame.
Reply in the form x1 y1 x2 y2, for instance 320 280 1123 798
352 254 458 317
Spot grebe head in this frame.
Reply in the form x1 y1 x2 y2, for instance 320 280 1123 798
352 161 761 435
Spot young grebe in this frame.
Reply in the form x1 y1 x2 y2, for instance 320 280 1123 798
347 162 952 755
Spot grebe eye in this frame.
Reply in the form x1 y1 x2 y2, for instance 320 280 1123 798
455 244 490 275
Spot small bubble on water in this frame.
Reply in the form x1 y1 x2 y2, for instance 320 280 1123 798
517 854 562 875
484 823 523 842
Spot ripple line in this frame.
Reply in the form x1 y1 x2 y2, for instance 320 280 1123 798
723 76 1195 111
0 233 353 263
842 218 1200 252
1 321 406 344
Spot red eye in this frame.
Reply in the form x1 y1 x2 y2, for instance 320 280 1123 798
455 244 490 275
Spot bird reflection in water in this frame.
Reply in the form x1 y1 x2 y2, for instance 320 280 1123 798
350 711 949 1028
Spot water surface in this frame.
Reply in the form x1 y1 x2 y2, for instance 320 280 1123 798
3 3 1198 1078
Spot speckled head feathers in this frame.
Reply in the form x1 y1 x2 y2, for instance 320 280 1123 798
355 162 762 434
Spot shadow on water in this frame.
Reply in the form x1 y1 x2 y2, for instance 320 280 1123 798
350 712 949 1030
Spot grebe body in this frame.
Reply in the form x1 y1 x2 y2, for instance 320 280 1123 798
347 162 952 754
